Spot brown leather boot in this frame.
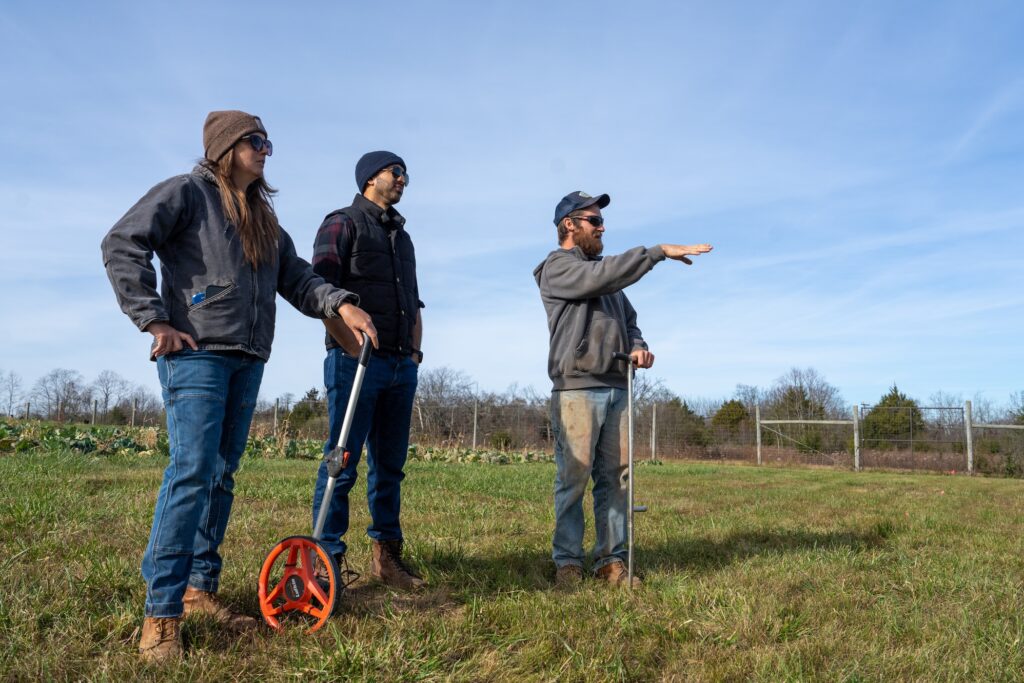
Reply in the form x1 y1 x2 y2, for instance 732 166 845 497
595 560 642 589
139 616 183 662
555 564 584 589
371 539 425 590
182 586 258 630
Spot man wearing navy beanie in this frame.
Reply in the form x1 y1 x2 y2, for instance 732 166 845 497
310 150 426 589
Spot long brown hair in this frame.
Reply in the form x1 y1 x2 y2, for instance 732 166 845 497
203 150 280 266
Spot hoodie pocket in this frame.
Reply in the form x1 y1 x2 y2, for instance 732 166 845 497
573 314 626 376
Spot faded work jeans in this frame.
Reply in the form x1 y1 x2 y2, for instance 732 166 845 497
143 350 264 617
551 387 629 571
312 349 418 558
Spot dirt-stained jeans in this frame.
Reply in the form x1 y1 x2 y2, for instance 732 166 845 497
551 387 629 571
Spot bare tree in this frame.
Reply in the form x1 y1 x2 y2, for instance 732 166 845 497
733 384 764 416
122 385 163 425
416 366 474 404
92 370 131 417
1009 391 1024 424
631 374 675 407
32 369 90 420
763 367 845 419
1 370 22 417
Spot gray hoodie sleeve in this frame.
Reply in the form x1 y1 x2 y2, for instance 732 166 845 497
623 293 648 352
101 175 193 332
276 228 359 319
542 245 666 300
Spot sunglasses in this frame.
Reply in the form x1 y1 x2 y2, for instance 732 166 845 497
572 215 604 227
241 135 273 156
381 164 409 185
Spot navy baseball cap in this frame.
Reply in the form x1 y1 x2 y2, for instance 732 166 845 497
553 191 611 225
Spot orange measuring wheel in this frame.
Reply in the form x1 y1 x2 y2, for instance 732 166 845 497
257 333 373 634
258 535 340 633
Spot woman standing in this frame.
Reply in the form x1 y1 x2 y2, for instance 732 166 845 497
102 110 376 662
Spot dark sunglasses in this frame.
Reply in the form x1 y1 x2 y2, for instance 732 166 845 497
382 164 409 185
241 135 273 156
572 215 604 227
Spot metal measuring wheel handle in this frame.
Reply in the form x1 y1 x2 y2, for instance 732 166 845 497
313 332 373 540
613 351 647 589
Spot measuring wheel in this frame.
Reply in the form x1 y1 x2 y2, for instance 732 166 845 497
257 333 373 633
258 535 340 633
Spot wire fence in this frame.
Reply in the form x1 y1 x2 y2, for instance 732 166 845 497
13 394 1024 477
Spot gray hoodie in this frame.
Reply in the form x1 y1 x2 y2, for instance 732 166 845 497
533 245 666 390
101 165 356 361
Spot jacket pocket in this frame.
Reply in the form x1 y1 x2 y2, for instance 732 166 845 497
184 280 248 343
187 282 236 311
573 314 626 376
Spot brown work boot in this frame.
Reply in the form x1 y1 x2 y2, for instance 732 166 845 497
314 553 360 593
555 564 584 589
139 616 183 663
182 586 258 630
371 539 426 590
595 560 642 589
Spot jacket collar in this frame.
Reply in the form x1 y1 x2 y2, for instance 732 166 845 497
351 193 406 229
192 163 218 186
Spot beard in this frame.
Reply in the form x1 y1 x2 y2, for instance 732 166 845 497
576 230 604 258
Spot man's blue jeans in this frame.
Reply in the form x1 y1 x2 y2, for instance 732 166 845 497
143 350 264 618
312 349 418 558
551 387 629 571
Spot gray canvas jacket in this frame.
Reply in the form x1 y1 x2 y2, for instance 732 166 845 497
101 165 356 361
534 245 665 390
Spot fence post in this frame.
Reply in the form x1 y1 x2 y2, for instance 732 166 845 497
650 404 657 462
964 400 974 475
755 405 762 465
273 398 279 434
24 402 30 420
92 399 98 425
472 398 478 451
852 404 861 472
131 399 137 427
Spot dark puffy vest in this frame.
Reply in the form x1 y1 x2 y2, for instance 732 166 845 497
326 205 419 354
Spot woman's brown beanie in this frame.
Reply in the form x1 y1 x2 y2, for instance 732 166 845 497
203 110 267 161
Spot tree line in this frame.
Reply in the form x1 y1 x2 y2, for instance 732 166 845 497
4 365 1023 454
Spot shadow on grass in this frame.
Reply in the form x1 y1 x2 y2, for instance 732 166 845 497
206 525 897 631
417 523 896 595
642 525 894 574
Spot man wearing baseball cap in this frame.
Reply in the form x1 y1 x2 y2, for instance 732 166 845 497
310 151 427 590
533 191 712 588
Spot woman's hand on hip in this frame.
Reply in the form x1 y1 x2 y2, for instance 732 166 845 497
146 322 198 357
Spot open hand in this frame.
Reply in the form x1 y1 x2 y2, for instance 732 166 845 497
661 243 713 265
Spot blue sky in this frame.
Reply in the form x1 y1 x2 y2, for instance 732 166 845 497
1 1 1022 410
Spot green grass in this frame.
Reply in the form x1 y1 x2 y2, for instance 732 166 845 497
2 452 1024 681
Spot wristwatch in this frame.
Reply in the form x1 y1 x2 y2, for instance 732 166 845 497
411 348 423 363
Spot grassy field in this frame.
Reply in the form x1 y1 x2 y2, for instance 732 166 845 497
2 452 1024 682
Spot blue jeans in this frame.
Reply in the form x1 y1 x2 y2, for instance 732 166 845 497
142 350 264 617
312 349 418 557
551 387 629 571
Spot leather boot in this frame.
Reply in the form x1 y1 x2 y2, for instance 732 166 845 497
182 586 258 630
371 539 426 590
595 560 642 588
139 616 183 662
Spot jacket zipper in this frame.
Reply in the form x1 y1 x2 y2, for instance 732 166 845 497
249 265 258 350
